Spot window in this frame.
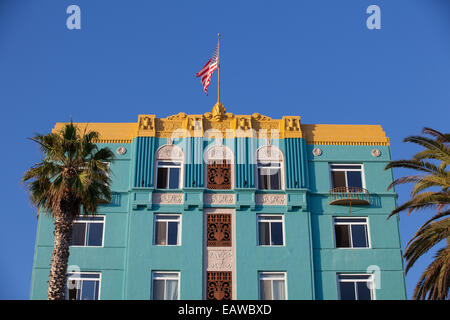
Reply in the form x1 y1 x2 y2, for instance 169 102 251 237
257 162 282 190
154 214 181 246
70 216 105 247
152 272 179 300
258 215 284 246
338 274 374 300
259 272 287 300
66 272 101 300
256 145 284 190
156 161 182 189
330 164 364 189
154 144 184 189
334 217 370 248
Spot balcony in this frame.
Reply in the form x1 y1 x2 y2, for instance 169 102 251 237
329 187 370 206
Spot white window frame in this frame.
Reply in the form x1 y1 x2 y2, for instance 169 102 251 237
337 273 375 300
329 163 366 189
151 271 180 300
153 214 182 246
70 216 105 247
66 272 101 300
255 145 285 190
155 160 183 190
333 217 371 249
258 272 287 300
256 161 283 190
257 215 285 246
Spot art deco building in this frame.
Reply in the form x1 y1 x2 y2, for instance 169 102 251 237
30 104 407 300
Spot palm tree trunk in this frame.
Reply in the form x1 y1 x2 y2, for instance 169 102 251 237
47 208 74 300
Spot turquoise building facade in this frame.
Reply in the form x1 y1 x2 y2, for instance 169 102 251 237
30 106 407 300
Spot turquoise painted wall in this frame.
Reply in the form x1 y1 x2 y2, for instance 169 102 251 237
306 144 406 300
30 138 406 300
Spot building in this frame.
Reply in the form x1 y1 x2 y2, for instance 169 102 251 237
30 103 407 300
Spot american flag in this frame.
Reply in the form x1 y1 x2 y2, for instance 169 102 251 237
195 42 219 95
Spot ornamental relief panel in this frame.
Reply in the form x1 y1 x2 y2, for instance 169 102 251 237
207 249 233 271
156 144 184 160
255 194 287 205
152 193 184 205
204 193 235 205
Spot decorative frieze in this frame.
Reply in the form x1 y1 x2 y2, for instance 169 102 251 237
204 193 235 205
152 193 184 205
255 194 287 206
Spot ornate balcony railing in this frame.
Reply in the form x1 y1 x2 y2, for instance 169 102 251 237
329 187 370 206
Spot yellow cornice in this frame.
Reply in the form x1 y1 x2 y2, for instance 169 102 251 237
52 106 389 145
301 124 390 146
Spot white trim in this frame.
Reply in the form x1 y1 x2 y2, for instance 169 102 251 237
333 217 371 249
153 213 182 246
66 272 102 300
154 144 184 190
70 216 105 248
155 160 183 190
256 214 285 247
255 145 285 190
337 273 376 300
329 163 366 189
258 271 288 300
151 271 180 300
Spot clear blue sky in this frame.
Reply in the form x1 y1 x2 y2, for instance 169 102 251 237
0 0 448 299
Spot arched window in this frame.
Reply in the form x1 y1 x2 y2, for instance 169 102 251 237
155 144 184 189
204 145 234 189
256 145 284 190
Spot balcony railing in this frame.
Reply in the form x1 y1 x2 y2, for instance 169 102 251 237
329 187 370 205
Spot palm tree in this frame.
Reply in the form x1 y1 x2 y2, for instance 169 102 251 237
385 127 449 300
22 121 114 300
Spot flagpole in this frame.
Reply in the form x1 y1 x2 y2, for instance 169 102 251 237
217 33 221 103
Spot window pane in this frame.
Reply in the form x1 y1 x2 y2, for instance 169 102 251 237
351 225 368 248
270 222 283 245
81 280 98 300
153 279 165 300
330 165 362 170
77 216 104 222
339 275 371 280
258 222 270 245
272 280 286 300
258 169 269 190
157 168 168 189
168 168 180 189
167 222 179 245
334 218 367 223
71 223 86 246
67 280 80 300
158 161 181 166
259 216 283 221
259 280 272 300
331 171 346 188
339 282 356 300
87 223 103 246
165 280 178 300
269 169 281 190
357 282 372 300
347 171 362 189
335 225 351 248
155 221 167 245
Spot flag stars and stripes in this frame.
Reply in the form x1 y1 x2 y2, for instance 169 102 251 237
196 43 219 96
